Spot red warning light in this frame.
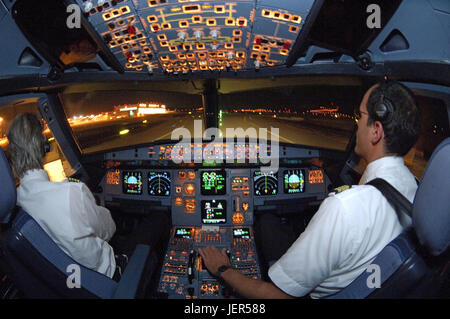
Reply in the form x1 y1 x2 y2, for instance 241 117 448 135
127 25 136 35
283 41 291 50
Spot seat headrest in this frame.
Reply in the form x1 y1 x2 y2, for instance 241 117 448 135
0 148 17 224
413 137 450 256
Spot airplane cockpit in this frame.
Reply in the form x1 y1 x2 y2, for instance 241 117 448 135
0 0 449 304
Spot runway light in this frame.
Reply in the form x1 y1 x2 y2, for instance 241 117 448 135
119 129 130 135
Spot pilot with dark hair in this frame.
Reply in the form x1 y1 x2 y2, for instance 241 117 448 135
199 81 421 298
7 113 170 281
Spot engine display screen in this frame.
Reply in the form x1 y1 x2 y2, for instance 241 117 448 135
201 170 226 195
122 171 143 195
283 169 305 194
201 200 227 224
233 228 250 239
174 228 193 239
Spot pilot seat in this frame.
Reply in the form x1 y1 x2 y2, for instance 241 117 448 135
0 148 154 299
326 137 450 298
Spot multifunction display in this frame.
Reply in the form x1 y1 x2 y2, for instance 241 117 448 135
201 200 227 224
283 169 305 194
174 228 194 239
122 171 143 195
233 228 251 239
201 170 226 195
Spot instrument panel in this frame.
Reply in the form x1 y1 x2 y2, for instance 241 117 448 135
97 144 331 299
101 165 329 226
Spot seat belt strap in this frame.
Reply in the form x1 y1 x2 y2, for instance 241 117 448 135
366 178 413 218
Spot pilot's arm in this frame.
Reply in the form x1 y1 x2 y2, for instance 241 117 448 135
198 246 293 299
200 194 350 299
268 195 351 297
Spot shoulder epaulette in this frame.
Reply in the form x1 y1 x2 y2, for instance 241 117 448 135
329 185 351 196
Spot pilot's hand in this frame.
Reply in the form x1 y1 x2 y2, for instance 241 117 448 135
198 246 230 276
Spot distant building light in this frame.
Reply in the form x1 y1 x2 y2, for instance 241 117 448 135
120 107 138 112
138 108 167 115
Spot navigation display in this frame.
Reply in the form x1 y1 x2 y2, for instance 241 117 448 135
201 170 226 195
148 171 171 196
253 171 278 196
122 171 143 195
201 200 227 224
283 169 305 194
174 228 193 239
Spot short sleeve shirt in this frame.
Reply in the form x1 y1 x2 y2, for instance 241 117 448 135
268 156 417 298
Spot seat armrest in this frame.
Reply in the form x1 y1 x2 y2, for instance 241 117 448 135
113 244 150 299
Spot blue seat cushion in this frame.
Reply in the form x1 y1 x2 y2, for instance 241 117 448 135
9 210 118 298
325 229 416 299
0 149 16 224
413 137 450 256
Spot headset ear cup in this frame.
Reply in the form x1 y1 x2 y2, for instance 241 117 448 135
375 102 388 119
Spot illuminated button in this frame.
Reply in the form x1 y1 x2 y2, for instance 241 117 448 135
283 41 291 50
175 197 183 206
232 213 244 224
184 183 195 195
187 171 196 180
178 171 186 179
242 202 249 212
176 186 182 194
127 25 136 35
185 199 196 213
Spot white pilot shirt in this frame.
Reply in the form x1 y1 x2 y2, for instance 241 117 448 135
268 156 417 298
17 169 117 278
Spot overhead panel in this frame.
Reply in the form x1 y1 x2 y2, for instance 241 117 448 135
77 0 315 74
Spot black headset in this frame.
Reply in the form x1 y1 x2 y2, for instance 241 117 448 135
372 81 395 122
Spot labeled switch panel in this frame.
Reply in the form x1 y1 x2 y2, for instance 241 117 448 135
77 0 314 74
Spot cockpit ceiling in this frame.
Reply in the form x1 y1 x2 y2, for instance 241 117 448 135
78 0 314 75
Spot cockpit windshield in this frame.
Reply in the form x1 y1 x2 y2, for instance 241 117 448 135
219 85 359 151
60 84 360 154
60 90 203 154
